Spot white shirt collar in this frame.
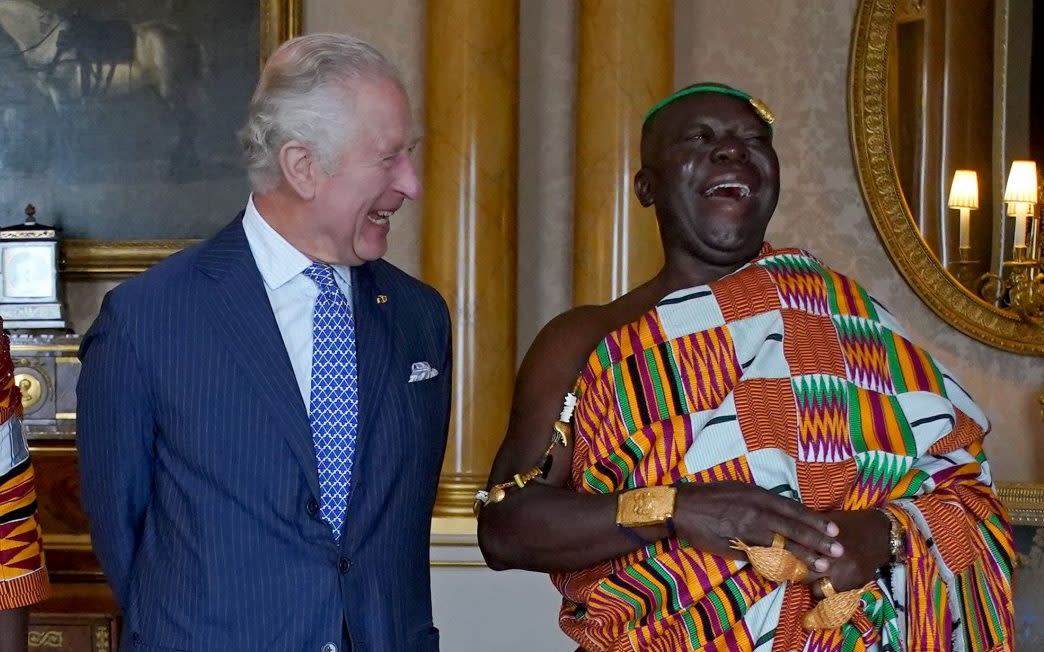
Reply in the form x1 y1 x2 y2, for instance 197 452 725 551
242 195 353 291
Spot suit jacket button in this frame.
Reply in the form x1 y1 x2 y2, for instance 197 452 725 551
338 557 351 573
306 498 319 515
321 643 337 652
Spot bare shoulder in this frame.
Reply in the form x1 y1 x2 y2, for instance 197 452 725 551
513 287 662 419
516 301 636 393
520 306 609 374
490 288 662 484
496 305 618 481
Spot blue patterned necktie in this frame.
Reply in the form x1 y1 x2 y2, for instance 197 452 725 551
303 263 360 541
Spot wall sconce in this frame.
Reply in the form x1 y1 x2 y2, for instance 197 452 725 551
948 169 979 259
1004 160 1038 260
980 161 1043 323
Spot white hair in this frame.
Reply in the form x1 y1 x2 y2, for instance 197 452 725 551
238 33 405 193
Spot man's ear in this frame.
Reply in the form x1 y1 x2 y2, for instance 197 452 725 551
278 140 318 201
634 168 655 207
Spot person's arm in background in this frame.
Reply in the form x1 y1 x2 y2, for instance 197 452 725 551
0 331 50 652
77 293 156 608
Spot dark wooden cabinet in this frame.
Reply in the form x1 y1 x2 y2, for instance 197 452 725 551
29 588 117 652
11 334 120 652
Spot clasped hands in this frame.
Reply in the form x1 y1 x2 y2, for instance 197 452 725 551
670 482 891 596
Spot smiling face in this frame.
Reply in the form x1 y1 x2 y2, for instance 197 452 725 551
309 75 421 265
636 92 780 269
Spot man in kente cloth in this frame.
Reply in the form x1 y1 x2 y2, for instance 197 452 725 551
477 83 1014 652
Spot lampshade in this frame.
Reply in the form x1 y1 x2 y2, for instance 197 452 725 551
947 170 979 209
1003 160 1038 204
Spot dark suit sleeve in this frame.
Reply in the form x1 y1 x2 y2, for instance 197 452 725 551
438 299 452 444
77 293 155 608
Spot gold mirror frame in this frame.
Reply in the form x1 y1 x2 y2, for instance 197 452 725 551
60 0 302 279
848 0 1044 355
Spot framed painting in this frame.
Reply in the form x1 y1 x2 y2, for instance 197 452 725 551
0 0 301 277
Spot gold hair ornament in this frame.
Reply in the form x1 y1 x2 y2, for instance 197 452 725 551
747 97 775 126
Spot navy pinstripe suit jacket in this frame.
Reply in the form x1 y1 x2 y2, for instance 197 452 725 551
77 217 452 652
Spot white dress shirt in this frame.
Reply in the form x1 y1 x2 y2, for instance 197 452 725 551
242 195 354 411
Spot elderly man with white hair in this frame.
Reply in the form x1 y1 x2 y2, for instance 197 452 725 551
78 33 451 652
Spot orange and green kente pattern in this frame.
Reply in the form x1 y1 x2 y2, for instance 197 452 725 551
551 246 1014 652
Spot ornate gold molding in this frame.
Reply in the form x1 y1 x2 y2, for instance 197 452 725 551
997 482 1044 526
61 240 193 278
849 0 1044 355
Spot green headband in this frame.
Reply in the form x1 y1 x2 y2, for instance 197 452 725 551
643 84 775 130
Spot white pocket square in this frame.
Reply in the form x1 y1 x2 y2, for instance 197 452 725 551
408 361 439 383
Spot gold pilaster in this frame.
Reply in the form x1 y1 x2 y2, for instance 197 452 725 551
573 0 673 304
422 0 519 517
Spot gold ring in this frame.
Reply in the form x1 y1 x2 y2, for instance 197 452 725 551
771 532 786 548
815 577 836 597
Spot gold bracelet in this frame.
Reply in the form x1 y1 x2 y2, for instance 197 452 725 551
880 508 907 564
616 486 677 528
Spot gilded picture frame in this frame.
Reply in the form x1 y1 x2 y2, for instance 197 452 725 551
0 0 301 278
848 0 1044 355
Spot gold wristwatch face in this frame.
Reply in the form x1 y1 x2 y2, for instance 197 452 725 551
616 486 677 528
891 518 907 563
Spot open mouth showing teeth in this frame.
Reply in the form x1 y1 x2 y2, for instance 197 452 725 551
367 210 393 226
703 182 751 200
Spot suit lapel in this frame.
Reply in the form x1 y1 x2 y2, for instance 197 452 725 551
350 263 393 463
196 219 320 498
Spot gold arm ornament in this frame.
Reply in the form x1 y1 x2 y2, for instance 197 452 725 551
473 392 577 515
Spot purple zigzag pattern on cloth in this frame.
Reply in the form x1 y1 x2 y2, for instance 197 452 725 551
794 375 852 463
833 315 896 395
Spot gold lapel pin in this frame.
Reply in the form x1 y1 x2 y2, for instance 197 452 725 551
376 295 388 304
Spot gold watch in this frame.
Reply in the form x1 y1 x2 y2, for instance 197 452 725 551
881 508 907 564
616 486 677 528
